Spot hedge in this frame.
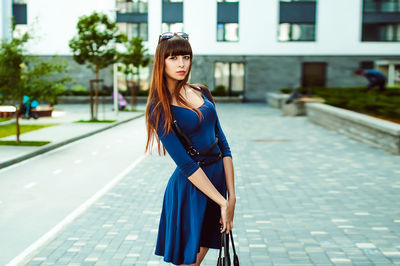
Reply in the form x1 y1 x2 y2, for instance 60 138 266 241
281 87 400 121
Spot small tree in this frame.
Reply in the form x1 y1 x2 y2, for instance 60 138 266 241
119 37 150 110
0 23 70 144
69 12 126 120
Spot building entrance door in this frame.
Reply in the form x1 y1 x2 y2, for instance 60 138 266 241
302 62 326 88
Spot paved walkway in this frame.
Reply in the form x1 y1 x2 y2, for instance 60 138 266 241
18 103 400 265
0 104 145 168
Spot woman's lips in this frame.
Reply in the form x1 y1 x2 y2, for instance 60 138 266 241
176 71 186 75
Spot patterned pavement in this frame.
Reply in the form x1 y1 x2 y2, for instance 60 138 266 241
24 103 400 265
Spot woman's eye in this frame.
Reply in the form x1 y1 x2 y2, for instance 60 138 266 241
184 56 190 60
169 56 176 59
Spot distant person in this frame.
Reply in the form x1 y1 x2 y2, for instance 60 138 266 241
20 96 39 119
355 69 386 92
111 92 127 110
285 89 303 104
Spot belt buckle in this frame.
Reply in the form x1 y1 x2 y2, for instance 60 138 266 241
187 146 199 157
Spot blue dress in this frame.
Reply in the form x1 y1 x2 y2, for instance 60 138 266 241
153 93 232 265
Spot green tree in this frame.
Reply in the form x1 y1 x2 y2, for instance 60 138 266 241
69 12 126 120
0 24 70 144
119 36 150 110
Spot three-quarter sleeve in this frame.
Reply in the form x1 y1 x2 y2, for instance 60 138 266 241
216 117 232 158
154 114 200 177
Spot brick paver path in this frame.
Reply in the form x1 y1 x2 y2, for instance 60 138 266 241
25 104 400 265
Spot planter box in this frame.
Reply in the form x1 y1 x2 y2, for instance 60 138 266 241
266 93 290 109
283 97 325 116
306 103 400 154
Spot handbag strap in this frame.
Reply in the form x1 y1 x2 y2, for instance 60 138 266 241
230 231 239 266
217 233 224 266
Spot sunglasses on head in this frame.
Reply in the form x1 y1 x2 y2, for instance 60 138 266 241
159 32 189 42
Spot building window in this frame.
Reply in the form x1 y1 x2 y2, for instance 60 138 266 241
214 62 244 95
362 0 400 41
117 22 148 41
217 23 239 41
162 0 183 33
279 0 317 42
280 0 315 2
162 23 184 33
117 0 148 14
217 1 239 42
117 64 150 92
360 61 375 69
217 0 239 2
376 60 400 86
362 23 400 41
363 0 400 12
278 23 315 41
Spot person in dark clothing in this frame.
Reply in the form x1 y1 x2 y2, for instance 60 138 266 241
355 69 387 92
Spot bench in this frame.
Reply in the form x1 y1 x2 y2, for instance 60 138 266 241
0 106 53 118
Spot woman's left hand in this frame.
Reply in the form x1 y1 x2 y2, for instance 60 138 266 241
220 197 236 233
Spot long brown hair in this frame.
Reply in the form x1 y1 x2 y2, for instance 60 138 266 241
145 35 204 155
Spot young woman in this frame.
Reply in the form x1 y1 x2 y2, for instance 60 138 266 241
145 32 236 266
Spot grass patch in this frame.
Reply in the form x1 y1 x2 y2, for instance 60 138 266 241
75 119 116 123
0 123 59 138
0 118 11 123
0 140 50 146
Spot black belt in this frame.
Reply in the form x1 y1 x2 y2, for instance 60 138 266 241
172 118 222 167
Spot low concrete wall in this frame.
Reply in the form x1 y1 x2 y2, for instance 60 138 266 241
307 103 400 154
266 93 290 108
58 95 243 104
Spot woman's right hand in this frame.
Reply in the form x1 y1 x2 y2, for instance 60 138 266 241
220 200 234 233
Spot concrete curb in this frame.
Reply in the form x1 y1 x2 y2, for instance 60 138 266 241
0 113 145 169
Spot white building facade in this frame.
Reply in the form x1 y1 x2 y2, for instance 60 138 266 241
2 0 400 101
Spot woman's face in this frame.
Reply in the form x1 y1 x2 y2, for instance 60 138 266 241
164 54 191 81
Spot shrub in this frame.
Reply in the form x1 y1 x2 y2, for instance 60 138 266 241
292 87 400 121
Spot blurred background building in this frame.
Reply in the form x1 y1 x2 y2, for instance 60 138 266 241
1 0 399 101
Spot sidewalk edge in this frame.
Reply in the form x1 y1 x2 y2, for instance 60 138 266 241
0 113 144 170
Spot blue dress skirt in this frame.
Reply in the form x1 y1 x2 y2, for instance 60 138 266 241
153 94 232 265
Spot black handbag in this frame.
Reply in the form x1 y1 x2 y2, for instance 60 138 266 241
217 231 239 266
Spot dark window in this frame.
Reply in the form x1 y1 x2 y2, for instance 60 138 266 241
363 0 400 12
162 1 183 24
361 0 400 41
214 62 244 95
279 0 316 41
362 23 400 41
301 62 326 88
12 1 27 25
360 61 375 69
